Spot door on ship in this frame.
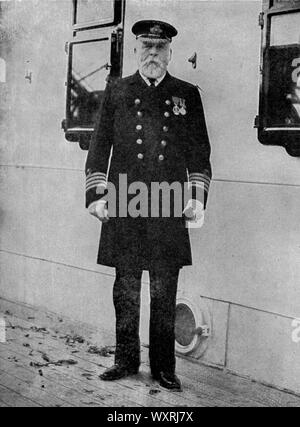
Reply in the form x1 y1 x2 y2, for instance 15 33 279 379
63 0 125 150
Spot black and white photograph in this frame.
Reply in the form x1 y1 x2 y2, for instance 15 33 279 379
0 0 300 412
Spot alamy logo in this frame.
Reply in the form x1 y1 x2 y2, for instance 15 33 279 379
94 174 204 219
292 318 300 344
0 317 6 343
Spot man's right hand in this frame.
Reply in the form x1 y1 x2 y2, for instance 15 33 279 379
88 200 109 223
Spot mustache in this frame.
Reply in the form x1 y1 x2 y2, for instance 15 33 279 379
142 59 164 67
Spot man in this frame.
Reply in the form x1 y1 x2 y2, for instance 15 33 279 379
85 20 212 391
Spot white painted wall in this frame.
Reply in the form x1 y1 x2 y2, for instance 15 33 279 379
0 0 299 393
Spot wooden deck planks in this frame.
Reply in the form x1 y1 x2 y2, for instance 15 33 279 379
1 298 300 407
174 356 300 408
2 315 228 407
0 369 73 407
1 315 261 407
0 347 143 408
0 383 41 407
0 326 194 407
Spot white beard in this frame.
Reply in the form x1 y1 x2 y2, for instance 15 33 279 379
141 62 165 79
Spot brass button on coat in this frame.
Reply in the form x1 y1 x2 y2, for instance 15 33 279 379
158 155 165 161
137 139 143 145
164 112 170 118
137 111 143 118
165 100 171 105
161 140 167 147
135 99 141 105
163 126 169 132
136 125 143 131
137 153 144 160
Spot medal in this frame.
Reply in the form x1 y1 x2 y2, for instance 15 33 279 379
173 105 180 115
180 99 187 116
172 97 181 115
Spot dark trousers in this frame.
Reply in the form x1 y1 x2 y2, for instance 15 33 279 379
113 265 180 375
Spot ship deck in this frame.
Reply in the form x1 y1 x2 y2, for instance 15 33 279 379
0 298 299 408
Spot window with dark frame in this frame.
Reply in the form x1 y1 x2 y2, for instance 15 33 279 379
256 0 300 156
73 0 123 31
62 0 124 150
67 38 111 131
74 0 115 28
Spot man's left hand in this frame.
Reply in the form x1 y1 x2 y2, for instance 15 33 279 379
183 200 205 228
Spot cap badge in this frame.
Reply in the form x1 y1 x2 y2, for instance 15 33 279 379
150 25 163 36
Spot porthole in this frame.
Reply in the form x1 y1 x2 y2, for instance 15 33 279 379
175 295 211 357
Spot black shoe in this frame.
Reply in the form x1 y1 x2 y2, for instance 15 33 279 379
99 364 139 381
152 371 182 391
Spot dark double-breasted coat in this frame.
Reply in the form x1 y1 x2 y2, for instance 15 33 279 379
85 71 212 270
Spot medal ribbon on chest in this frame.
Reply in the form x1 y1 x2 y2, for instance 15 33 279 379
172 97 187 116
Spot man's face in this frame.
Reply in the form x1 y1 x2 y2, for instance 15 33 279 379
135 38 172 79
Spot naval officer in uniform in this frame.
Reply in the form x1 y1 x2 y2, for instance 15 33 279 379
85 20 212 391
